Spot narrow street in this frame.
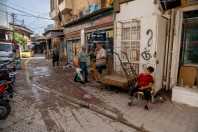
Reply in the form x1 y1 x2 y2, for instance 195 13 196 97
0 0 198 132
0 55 137 132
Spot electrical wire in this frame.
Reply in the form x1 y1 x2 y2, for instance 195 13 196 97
0 9 51 32
30 26 48 29
0 2 51 20
6 0 48 15
26 18 39 27
0 9 51 20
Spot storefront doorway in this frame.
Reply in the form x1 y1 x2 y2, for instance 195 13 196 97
66 39 81 65
178 9 198 88
85 30 113 67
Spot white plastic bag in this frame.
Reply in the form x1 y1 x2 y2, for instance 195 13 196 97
76 68 84 82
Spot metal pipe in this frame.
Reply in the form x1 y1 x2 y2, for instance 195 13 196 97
163 19 171 87
166 9 176 90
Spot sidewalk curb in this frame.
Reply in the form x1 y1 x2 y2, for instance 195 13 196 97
24 59 148 132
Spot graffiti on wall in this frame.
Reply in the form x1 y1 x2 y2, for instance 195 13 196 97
141 29 153 60
141 29 155 70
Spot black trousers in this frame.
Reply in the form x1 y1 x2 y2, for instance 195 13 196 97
130 85 151 101
52 60 59 67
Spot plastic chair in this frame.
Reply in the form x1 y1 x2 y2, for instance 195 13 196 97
135 85 155 103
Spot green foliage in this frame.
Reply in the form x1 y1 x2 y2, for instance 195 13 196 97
108 0 113 7
14 33 27 45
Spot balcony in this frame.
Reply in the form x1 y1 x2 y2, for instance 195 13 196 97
59 0 73 13
50 9 58 20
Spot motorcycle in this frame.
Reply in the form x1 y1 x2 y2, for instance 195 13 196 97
0 80 13 119
0 61 16 84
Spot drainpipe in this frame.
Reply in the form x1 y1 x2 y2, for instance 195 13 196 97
163 18 171 87
166 9 176 91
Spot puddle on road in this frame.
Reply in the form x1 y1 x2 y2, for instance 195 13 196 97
33 67 51 76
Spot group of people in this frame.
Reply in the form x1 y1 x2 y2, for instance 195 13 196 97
77 43 106 83
53 44 155 111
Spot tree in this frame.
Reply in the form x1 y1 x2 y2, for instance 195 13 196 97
14 33 27 45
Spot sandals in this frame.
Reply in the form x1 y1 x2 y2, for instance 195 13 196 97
128 102 149 111
144 105 149 110
128 102 132 106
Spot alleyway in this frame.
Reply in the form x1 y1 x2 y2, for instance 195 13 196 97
0 55 198 132
0 55 137 132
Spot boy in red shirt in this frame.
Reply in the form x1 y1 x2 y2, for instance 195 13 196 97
128 66 154 110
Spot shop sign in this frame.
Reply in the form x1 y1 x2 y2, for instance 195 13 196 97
180 0 198 7
64 14 113 33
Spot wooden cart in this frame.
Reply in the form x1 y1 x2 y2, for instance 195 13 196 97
91 52 138 90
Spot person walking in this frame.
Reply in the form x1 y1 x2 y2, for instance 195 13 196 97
77 45 92 83
52 48 59 67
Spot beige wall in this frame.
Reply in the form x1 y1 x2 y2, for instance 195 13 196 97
51 0 103 28
72 0 101 15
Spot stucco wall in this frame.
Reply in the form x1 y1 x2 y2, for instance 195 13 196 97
116 0 162 21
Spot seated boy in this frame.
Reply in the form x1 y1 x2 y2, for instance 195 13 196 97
128 66 154 110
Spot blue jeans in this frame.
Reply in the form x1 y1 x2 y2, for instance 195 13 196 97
96 65 106 74
80 62 88 81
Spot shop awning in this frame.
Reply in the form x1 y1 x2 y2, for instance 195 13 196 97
42 29 63 40
84 22 113 33
63 7 113 28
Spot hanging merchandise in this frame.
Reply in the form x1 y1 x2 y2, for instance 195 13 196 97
91 4 99 12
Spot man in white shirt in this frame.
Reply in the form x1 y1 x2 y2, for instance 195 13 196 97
94 43 106 74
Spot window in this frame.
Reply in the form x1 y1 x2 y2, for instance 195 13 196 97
59 0 64 5
114 20 140 74
180 10 198 66
0 44 12 52
51 0 55 12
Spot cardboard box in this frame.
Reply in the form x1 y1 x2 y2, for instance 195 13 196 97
178 66 197 87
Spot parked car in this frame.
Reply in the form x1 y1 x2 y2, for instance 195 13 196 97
21 50 31 58
30 51 34 57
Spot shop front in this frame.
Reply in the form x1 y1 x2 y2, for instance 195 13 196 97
64 7 114 66
85 23 114 67
171 2 198 107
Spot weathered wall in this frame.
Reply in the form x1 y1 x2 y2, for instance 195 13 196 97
116 0 161 21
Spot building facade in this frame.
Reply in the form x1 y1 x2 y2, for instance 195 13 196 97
49 0 198 107
114 0 198 107
0 0 11 40
50 0 113 64
170 0 198 107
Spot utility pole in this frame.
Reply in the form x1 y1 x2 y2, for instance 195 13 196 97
10 13 17 41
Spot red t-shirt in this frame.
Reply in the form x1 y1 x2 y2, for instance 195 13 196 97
138 73 154 87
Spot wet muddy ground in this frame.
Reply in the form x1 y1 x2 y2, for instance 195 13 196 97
0 57 136 132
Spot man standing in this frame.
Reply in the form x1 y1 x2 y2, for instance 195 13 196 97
78 45 92 83
94 43 106 74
